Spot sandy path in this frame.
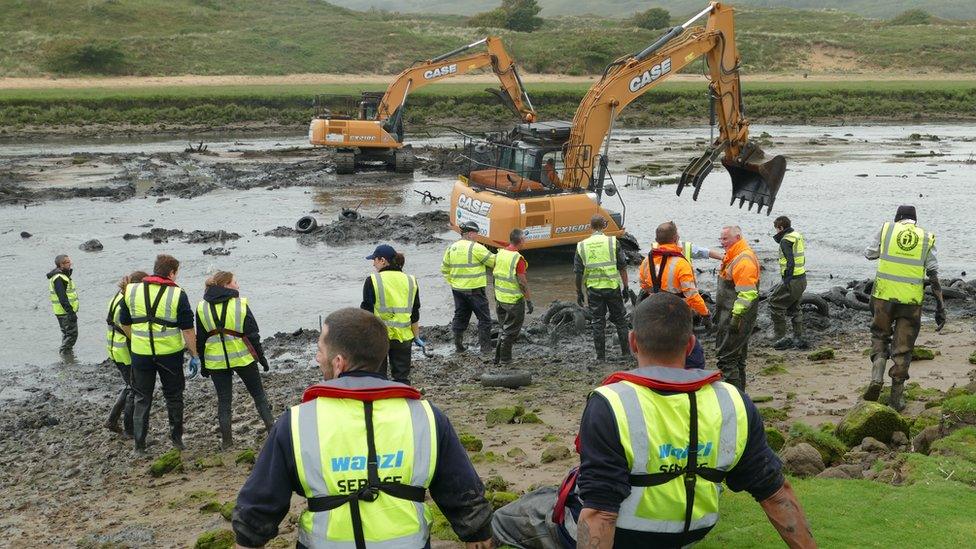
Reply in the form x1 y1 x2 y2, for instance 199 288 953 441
3 72 976 90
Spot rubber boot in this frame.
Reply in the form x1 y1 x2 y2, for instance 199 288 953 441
889 381 906 412
498 338 514 365
254 396 275 433
105 390 127 434
617 327 632 359
170 407 185 451
478 325 492 356
218 404 234 450
594 334 606 362
863 357 886 402
772 336 795 350
453 332 466 353
792 317 809 350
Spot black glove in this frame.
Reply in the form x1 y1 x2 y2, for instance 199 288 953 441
577 291 586 307
935 306 947 331
621 287 629 301
67 311 77 321
259 356 270 372
200 367 210 378
525 300 534 315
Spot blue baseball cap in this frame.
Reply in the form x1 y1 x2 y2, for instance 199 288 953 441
366 244 397 261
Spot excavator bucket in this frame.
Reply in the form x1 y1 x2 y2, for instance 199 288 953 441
677 141 786 215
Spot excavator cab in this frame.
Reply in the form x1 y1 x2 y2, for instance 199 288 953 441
357 92 384 121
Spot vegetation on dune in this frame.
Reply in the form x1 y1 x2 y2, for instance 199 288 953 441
3 0 976 77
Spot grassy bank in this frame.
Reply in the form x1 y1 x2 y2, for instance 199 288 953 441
2 80 975 136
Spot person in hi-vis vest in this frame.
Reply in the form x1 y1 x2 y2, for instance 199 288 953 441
232 308 494 549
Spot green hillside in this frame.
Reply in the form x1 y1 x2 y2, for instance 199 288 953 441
331 0 976 20
2 0 975 77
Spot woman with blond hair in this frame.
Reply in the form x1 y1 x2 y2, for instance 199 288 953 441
105 270 147 436
195 271 273 449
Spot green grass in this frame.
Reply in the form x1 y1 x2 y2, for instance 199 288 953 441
3 79 975 131
3 1 976 77
701 477 976 547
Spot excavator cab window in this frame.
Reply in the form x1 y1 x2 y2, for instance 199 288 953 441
541 151 563 187
358 100 378 121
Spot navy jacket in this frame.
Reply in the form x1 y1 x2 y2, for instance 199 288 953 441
232 371 492 548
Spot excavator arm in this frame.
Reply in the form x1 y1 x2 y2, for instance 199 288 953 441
376 36 536 124
560 2 785 213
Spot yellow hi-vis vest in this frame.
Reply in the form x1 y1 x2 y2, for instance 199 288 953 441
49 273 79 315
291 376 438 548
578 233 620 290
370 271 418 343
126 282 185 356
592 368 749 534
492 249 526 304
779 230 806 277
441 240 495 290
106 292 131 366
873 221 933 305
197 297 253 369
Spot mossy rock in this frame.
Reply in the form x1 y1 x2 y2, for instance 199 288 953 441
759 407 789 422
930 426 976 463
486 490 519 510
541 433 560 443
219 501 236 521
752 395 774 404
458 432 484 452
760 364 787 376
483 475 510 492
765 427 786 452
486 406 525 426
170 490 218 510
969 350 976 365
788 422 848 465
193 455 224 470
519 412 543 424
807 348 835 361
541 445 572 463
199 501 222 513
942 394 976 427
835 401 909 446
506 447 527 460
911 408 943 437
911 346 939 361
149 449 183 477
235 449 256 465
194 529 235 549
470 451 504 464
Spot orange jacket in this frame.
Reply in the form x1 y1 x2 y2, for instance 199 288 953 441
639 244 709 316
720 239 760 316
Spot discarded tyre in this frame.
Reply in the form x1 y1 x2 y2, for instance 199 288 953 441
481 370 532 389
295 216 318 234
799 294 830 317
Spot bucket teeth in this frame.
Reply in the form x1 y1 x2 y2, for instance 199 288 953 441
679 140 786 215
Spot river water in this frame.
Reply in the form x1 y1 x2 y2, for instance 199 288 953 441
2 124 974 368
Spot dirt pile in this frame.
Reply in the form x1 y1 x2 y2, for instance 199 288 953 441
123 228 241 244
268 210 452 246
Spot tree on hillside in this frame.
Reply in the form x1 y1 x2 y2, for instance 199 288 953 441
888 9 933 26
468 0 543 32
633 7 670 30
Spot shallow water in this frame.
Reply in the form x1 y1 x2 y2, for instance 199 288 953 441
2 123 974 368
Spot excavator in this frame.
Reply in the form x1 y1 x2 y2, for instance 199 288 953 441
309 36 536 174
449 2 786 249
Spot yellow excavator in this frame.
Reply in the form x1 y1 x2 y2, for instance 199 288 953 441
309 36 536 174
449 2 786 249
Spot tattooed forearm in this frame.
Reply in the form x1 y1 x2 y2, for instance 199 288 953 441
760 481 816 548
577 508 617 549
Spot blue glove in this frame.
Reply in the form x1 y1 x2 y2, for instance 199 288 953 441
186 356 201 380
414 337 427 349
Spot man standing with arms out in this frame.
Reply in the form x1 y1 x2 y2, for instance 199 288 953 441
492 228 533 365
863 205 945 411
576 215 631 361
715 226 760 391
573 293 815 549
118 254 199 455
232 308 494 549
47 254 79 359
770 215 809 350
442 221 496 355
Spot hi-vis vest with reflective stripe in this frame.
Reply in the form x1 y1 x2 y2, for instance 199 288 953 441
106 292 131 365
873 221 933 305
49 273 79 315
291 377 438 548
652 241 695 271
197 297 253 369
779 230 806 277
720 243 760 317
126 282 185 356
493 249 526 304
370 271 418 342
442 240 493 290
578 234 620 290
592 368 749 534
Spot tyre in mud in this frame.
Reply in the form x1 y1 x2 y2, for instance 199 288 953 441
481 370 532 389
295 216 318 234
